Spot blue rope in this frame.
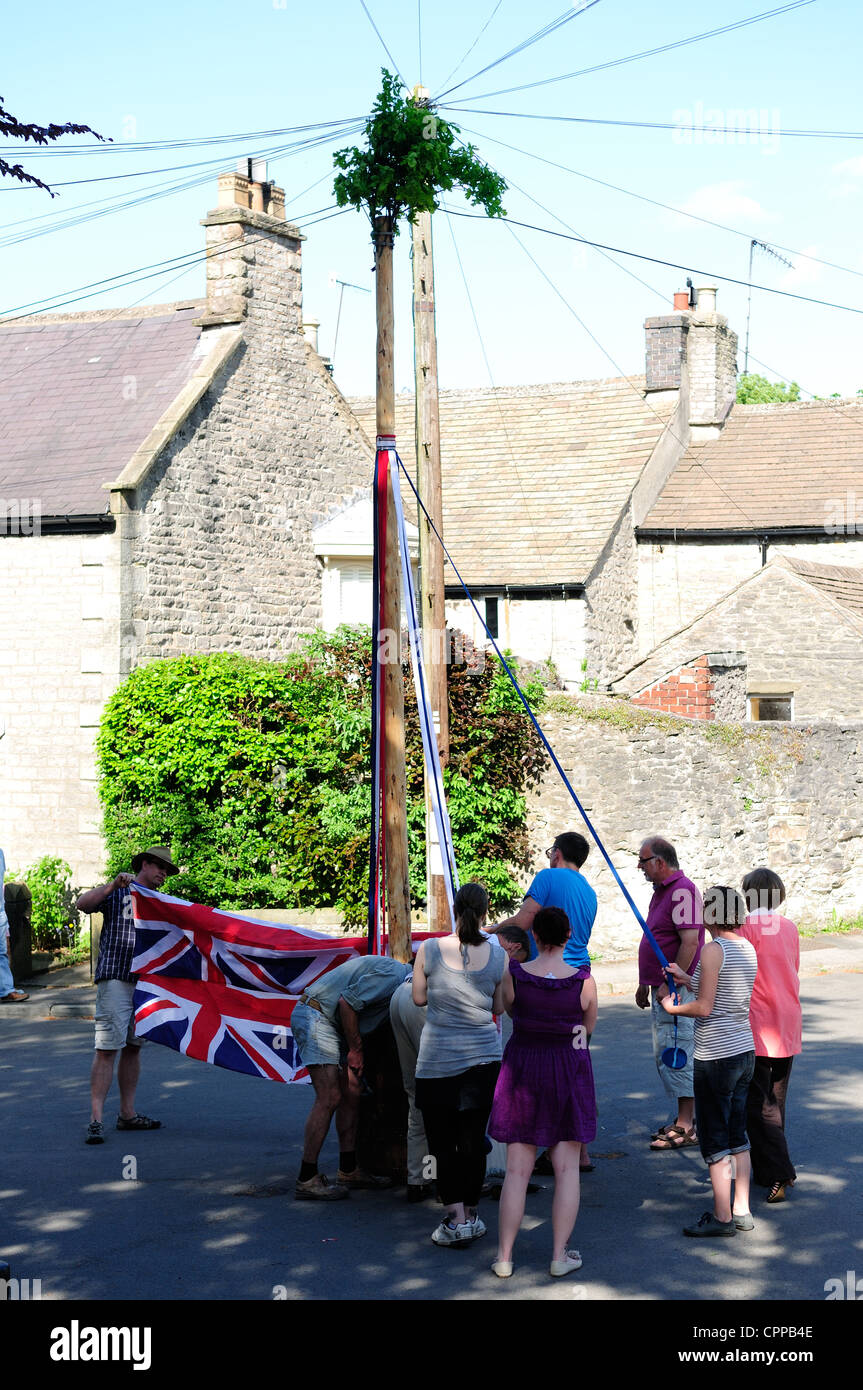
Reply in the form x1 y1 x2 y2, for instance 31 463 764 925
394 450 674 979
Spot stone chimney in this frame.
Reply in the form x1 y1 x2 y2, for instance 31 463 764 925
197 164 302 329
644 285 738 442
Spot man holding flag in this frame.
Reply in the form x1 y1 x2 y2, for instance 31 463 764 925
77 845 179 1145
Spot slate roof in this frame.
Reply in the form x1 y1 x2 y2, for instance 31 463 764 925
639 399 863 533
0 304 205 516
351 378 675 587
781 556 863 623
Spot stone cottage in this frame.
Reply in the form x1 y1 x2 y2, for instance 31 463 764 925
339 286 863 719
0 169 374 884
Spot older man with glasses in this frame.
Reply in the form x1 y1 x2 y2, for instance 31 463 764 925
635 836 704 1151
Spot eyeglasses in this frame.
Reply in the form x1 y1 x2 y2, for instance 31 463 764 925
545 846 557 860
637 855 658 866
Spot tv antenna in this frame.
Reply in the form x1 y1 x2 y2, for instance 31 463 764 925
328 273 371 370
744 240 794 374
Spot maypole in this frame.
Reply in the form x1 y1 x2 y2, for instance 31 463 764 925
373 210 413 964
334 70 507 961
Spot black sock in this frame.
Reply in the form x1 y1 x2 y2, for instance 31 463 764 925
299 1161 318 1183
339 1150 357 1174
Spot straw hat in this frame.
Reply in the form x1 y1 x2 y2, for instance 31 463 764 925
131 845 179 875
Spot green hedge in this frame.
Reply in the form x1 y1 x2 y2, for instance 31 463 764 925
96 629 548 928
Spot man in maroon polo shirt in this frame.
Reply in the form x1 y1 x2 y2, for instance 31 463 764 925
635 836 704 1150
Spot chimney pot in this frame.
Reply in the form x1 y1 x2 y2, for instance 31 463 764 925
218 171 252 210
695 284 718 314
673 291 690 311
303 318 320 353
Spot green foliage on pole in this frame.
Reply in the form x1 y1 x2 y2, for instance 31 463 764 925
95 631 547 928
333 69 506 229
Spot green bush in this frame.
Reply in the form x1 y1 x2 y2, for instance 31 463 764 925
19 855 79 951
96 629 548 928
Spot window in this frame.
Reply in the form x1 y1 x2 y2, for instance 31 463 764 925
484 596 499 639
748 694 793 722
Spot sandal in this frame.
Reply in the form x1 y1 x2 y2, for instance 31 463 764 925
766 1180 794 1203
649 1125 697 1151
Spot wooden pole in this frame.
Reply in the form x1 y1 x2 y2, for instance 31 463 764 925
412 207 450 934
374 215 412 963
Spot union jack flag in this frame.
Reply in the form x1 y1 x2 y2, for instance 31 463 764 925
131 884 367 1084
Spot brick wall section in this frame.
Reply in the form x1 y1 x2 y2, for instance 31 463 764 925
644 315 688 391
528 701 863 957
126 209 373 666
630 654 715 719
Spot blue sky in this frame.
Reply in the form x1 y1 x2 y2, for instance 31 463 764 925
3 0 863 399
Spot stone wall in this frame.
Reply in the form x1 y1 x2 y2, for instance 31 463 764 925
637 535 863 654
584 508 639 685
125 211 373 665
622 564 863 721
0 530 121 884
525 697 863 959
687 313 737 428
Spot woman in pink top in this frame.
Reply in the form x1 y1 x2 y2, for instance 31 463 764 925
739 868 801 1204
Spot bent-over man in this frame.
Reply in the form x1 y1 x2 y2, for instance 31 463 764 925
292 955 410 1200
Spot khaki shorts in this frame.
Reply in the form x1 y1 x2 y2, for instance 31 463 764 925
94 979 145 1051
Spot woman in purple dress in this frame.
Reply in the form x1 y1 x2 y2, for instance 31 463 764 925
488 906 598 1278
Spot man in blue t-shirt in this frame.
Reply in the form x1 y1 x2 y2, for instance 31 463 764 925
492 831 597 970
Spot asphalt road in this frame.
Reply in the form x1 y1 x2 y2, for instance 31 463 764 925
2 960 861 1305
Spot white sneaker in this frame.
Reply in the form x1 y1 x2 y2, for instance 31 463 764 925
491 1259 513 1278
550 1249 583 1277
431 1220 473 1246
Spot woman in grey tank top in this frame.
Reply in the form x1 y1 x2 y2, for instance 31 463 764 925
662 886 757 1238
412 882 507 1249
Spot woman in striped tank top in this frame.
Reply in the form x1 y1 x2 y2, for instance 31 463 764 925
662 886 757 1238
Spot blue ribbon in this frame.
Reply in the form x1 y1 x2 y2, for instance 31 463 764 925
393 450 676 983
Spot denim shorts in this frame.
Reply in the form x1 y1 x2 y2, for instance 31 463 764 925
290 1002 346 1069
694 1050 756 1165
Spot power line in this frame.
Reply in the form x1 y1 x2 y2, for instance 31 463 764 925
442 208 557 586
457 122 863 284
0 116 362 159
435 1 507 96
499 218 776 538
441 0 815 103
0 204 347 321
442 106 863 142
358 0 408 88
444 209 863 316
0 125 362 249
434 1 604 101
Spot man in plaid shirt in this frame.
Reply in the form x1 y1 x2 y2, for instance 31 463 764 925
77 845 178 1145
